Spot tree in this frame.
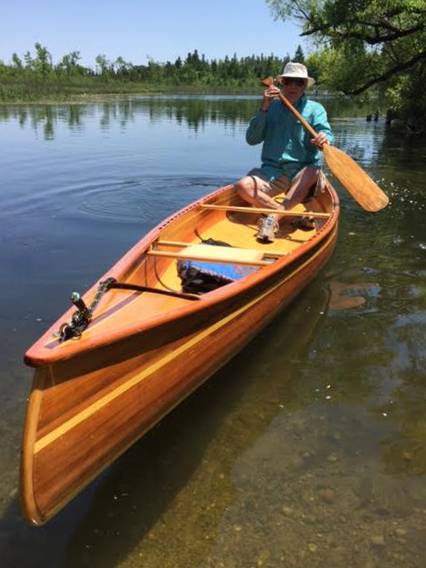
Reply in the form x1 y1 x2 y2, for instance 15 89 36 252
114 56 131 76
23 51 33 69
12 53 23 69
33 43 52 74
266 0 426 94
95 54 110 75
58 51 82 75
293 44 305 63
266 0 426 126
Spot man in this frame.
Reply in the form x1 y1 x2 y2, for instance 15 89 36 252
234 62 334 242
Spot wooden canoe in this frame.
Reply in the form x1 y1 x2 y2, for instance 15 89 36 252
21 180 340 525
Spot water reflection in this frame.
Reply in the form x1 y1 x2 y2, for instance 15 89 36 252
0 94 381 140
0 97 259 138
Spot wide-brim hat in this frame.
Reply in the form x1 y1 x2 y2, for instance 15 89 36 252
278 62 315 88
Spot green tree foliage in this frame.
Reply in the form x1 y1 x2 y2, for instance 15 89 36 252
11 53 23 69
23 51 33 69
114 56 132 76
122 50 289 86
266 0 426 127
0 44 295 102
95 54 110 76
33 43 52 74
56 51 89 76
0 44 290 85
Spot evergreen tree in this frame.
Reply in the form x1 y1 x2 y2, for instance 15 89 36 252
293 45 305 63
12 53 23 69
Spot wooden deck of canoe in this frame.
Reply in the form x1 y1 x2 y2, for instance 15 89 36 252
21 181 339 525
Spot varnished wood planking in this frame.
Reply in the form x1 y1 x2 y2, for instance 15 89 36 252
21 181 339 524
23 226 337 523
34 215 335 437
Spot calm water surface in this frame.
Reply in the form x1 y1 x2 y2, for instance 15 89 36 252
0 96 425 568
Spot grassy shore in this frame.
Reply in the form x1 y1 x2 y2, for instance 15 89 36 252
0 77 152 104
0 76 262 104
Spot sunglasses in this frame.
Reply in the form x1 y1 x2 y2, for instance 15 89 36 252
281 78 306 87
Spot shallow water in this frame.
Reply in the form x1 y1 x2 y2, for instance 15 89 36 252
0 96 425 567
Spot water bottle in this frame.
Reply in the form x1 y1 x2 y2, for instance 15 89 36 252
257 214 277 243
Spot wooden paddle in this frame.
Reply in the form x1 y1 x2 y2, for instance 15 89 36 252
262 77 389 212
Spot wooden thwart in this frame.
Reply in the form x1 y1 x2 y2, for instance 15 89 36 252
148 244 276 266
156 240 287 258
201 204 331 218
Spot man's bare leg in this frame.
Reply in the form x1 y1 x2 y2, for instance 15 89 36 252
235 167 319 212
235 167 320 241
281 166 319 210
234 176 281 210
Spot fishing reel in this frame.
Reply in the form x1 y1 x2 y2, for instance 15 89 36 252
58 292 92 341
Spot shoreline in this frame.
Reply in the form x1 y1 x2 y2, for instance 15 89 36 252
0 80 335 106
0 82 265 105
0 88 332 106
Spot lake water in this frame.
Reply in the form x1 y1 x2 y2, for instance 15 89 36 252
0 96 425 568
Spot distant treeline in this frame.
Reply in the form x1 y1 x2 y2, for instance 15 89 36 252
0 44 307 102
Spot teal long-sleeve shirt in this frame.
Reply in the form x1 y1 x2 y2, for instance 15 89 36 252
246 95 334 181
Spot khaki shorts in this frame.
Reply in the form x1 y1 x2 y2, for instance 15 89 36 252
247 168 291 197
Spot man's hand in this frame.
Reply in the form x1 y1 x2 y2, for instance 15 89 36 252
260 85 281 112
311 132 329 147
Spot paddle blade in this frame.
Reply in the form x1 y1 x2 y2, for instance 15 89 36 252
323 145 389 212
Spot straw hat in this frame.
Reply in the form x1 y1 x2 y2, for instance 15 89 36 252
278 62 315 88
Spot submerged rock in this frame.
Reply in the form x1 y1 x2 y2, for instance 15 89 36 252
370 534 385 547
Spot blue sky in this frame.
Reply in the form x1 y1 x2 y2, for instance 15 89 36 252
0 0 307 67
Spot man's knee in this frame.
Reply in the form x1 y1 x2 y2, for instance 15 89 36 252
300 166 320 182
235 176 255 198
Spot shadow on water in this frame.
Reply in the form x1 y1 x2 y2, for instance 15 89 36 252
0 283 329 568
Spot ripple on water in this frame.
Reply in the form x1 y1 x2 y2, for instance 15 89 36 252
3 175 222 223
75 176 221 223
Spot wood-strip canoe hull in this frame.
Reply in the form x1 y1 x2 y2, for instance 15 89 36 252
21 183 339 525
